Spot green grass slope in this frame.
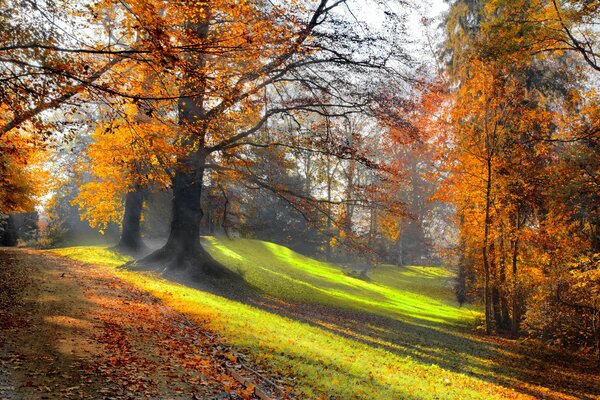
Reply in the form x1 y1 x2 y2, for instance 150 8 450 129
53 239 529 400
205 237 478 327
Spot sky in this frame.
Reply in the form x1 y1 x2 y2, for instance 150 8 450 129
346 0 450 66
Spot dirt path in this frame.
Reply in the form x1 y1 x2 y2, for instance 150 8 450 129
0 248 263 399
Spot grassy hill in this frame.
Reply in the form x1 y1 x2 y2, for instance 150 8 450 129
53 238 533 400
206 237 478 327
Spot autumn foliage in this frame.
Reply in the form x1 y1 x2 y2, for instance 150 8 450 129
442 0 599 360
1 0 599 370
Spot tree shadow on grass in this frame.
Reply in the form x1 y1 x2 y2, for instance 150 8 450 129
158 258 600 400
117 238 599 400
261 298 600 400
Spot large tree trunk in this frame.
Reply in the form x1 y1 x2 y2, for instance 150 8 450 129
117 188 146 254
167 161 203 259
139 153 225 276
0 215 17 246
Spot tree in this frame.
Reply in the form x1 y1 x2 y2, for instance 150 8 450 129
0 0 126 138
0 108 48 215
482 0 600 72
73 99 176 254
99 0 413 275
443 1 599 352
3 0 413 273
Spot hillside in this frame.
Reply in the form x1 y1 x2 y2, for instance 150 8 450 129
51 238 599 399
204 237 478 326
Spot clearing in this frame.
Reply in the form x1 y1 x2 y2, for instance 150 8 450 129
1 238 599 399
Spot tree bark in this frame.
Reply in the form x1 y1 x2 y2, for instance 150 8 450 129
117 188 146 254
511 208 521 338
483 155 493 335
218 184 231 239
140 154 225 276
326 154 333 261
491 240 502 329
498 228 510 329
0 215 17 246
593 309 600 367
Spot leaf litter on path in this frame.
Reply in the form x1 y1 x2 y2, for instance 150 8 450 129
0 248 287 399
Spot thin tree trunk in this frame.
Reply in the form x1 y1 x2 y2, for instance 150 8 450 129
593 309 600 367
117 187 146 254
368 210 373 245
456 256 469 305
499 228 510 329
344 125 356 234
397 235 404 266
483 154 493 335
511 208 521 338
204 202 213 235
218 184 230 239
326 154 333 261
491 240 502 329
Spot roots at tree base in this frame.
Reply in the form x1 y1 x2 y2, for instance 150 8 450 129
127 241 234 280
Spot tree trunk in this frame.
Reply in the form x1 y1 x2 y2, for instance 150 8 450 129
204 202 213 235
511 237 520 337
492 286 501 329
510 239 519 336
491 240 502 329
499 229 511 329
218 184 231 239
511 207 521 338
140 156 225 276
456 251 469 306
396 235 404 266
368 208 375 246
0 215 17 246
117 188 146 254
325 154 333 261
593 309 600 367
483 155 493 335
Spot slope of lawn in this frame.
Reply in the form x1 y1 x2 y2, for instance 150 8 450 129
52 239 529 400
205 237 478 327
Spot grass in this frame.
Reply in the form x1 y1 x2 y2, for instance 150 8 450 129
206 237 478 327
52 238 531 400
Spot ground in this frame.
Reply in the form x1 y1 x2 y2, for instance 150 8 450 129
1 241 599 399
0 248 281 400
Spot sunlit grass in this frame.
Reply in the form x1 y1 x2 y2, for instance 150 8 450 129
55 246 130 267
52 240 526 399
204 237 479 327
